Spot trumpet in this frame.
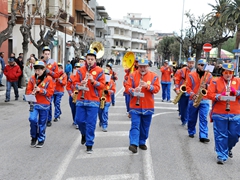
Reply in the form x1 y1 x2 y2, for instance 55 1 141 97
29 75 38 112
173 82 186 104
80 65 91 99
225 80 231 111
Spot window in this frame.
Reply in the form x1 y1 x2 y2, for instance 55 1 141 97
115 41 118 46
139 20 141 25
120 41 123 46
131 20 134 25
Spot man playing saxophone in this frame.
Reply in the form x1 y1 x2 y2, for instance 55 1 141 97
98 69 116 132
186 59 212 143
207 63 240 165
174 57 195 126
74 49 105 154
126 59 160 153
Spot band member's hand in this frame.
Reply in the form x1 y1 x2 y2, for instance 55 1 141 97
135 87 142 93
176 89 180 94
200 83 207 89
139 81 147 88
45 69 50 74
71 93 74 98
230 87 237 96
81 79 87 86
88 74 94 82
192 94 198 100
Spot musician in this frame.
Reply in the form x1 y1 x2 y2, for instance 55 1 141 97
207 63 240 165
186 59 212 143
106 62 118 106
66 63 81 129
74 49 105 153
41 46 59 127
123 68 131 118
79 56 86 67
133 57 139 71
160 60 173 102
98 69 116 132
174 58 195 125
26 61 54 148
52 63 67 122
126 59 160 153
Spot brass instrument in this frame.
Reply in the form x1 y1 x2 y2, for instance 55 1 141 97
172 61 177 68
29 75 38 112
80 65 91 99
173 82 187 105
135 75 144 106
72 90 78 103
122 52 135 73
225 80 231 111
100 89 107 109
90 42 104 59
193 71 209 108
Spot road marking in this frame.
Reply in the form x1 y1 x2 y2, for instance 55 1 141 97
115 86 124 97
76 147 137 159
51 137 80 180
112 106 178 110
109 113 128 116
66 173 139 180
96 131 128 137
108 120 131 125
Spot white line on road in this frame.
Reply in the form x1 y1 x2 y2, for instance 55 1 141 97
76 147 137 159
108 120 131 125
95 131 129 137
51 137 80 180
112 106 178 110
66 173 139 180
115 86 124 97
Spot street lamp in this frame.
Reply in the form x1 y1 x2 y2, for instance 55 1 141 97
179 0 185 65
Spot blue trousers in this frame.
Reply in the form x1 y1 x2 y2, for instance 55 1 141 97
124 92 130 113
6 81 19 100
179 94 189 125
53 92 64 119
188 100 209 138
111 93 115 105
75 106 98 146
129 113 152 146
161 83 171 101
0 71 3 84
98 103 110 129
69 96 76 124
212 114 240 161
29 104 49 142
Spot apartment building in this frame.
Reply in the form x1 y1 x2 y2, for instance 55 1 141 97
0 0 9 62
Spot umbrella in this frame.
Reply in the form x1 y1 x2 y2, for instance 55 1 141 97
209 48 234 59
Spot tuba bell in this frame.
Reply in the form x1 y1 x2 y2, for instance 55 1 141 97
90 42 104 59
122 51 135 73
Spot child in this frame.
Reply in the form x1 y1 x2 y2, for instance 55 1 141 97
26 61 54 148
98 69 116 132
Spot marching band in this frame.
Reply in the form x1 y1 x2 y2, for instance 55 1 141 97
24 43 240 165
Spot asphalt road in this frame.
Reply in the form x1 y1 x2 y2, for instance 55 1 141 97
0 65 240 180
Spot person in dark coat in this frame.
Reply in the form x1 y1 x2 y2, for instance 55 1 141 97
15 56 24 88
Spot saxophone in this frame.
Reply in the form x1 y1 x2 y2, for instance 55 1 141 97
72 89 78 103
100 88 107 109
173 82 187 105
225 80 231 111
193 71 209 108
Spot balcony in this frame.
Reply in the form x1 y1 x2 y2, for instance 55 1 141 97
85 27 95 39
96 20 106 29
87 21 95 27
76 23 85 34
75 0 94 20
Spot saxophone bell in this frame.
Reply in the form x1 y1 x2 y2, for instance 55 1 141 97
173 83 186 105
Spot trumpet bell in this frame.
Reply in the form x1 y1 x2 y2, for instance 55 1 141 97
90 42 104 59
122 52 135 73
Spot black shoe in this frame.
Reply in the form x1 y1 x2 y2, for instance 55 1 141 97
217 158 224 165
86 146 93 154
36 141 44 148
200 138 210 143
15 98 18 101
139 144 147 150
229 150 233 158
189 134 194 138
0 84 4 87
112 103 115 106
129 145 138 153
30 138 37 148
5 99 10 102
47 121 52 127
53 117 60 122
81 135 86 145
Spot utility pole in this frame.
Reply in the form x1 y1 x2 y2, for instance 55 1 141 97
179 0 185 65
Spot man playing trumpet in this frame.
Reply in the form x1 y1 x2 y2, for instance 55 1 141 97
207 63 240 165
126 59 160 153
186 59 212 143
74 49 105 154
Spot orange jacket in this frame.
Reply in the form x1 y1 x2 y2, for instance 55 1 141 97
43 60 59 79
160 66 173 83
186 71 212 100
207 77 240 114
110 69 118 81
99 79 116 103
126 70 160 114
66 74 76 96
74 66 105 102
174 67 191 90
26 75 54 105
123 71 130 94
55 71 67 93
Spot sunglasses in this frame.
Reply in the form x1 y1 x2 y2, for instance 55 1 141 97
223 71 233 75
198 64 205 66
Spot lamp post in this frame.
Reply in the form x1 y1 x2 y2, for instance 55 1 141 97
179 0 185 65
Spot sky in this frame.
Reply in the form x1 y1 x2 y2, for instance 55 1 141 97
97 0 217 34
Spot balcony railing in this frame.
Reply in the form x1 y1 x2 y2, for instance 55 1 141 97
76 23 85 34
96 20 105 29
75 0 94 20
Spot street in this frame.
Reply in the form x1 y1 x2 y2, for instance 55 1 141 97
0 65 240 180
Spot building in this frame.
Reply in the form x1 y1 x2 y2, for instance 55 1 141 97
0 0 9 63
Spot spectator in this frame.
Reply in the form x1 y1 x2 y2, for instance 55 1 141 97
65 60 72 80
0 52 5 86
23 56 36 85
15 56 24 88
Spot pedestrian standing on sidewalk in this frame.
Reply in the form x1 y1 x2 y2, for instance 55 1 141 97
3 58 22 102
15 56 24 88
26 61 54 148
126 59 160 153
23 56 36 85
74 49 105 154
65 60 72 80
0 52 5 87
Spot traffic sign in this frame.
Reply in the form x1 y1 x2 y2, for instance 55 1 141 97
203 43 212 52
232 49 240 53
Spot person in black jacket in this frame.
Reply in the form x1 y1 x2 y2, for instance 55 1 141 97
15 56 24 88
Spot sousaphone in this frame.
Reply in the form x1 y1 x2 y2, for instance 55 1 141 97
122 51 135 73
90 42 104 59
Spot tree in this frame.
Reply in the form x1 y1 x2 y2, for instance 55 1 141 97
0 0 17 48
157 36 175 61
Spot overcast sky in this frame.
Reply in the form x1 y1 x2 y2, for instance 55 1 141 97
97 0 217 34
